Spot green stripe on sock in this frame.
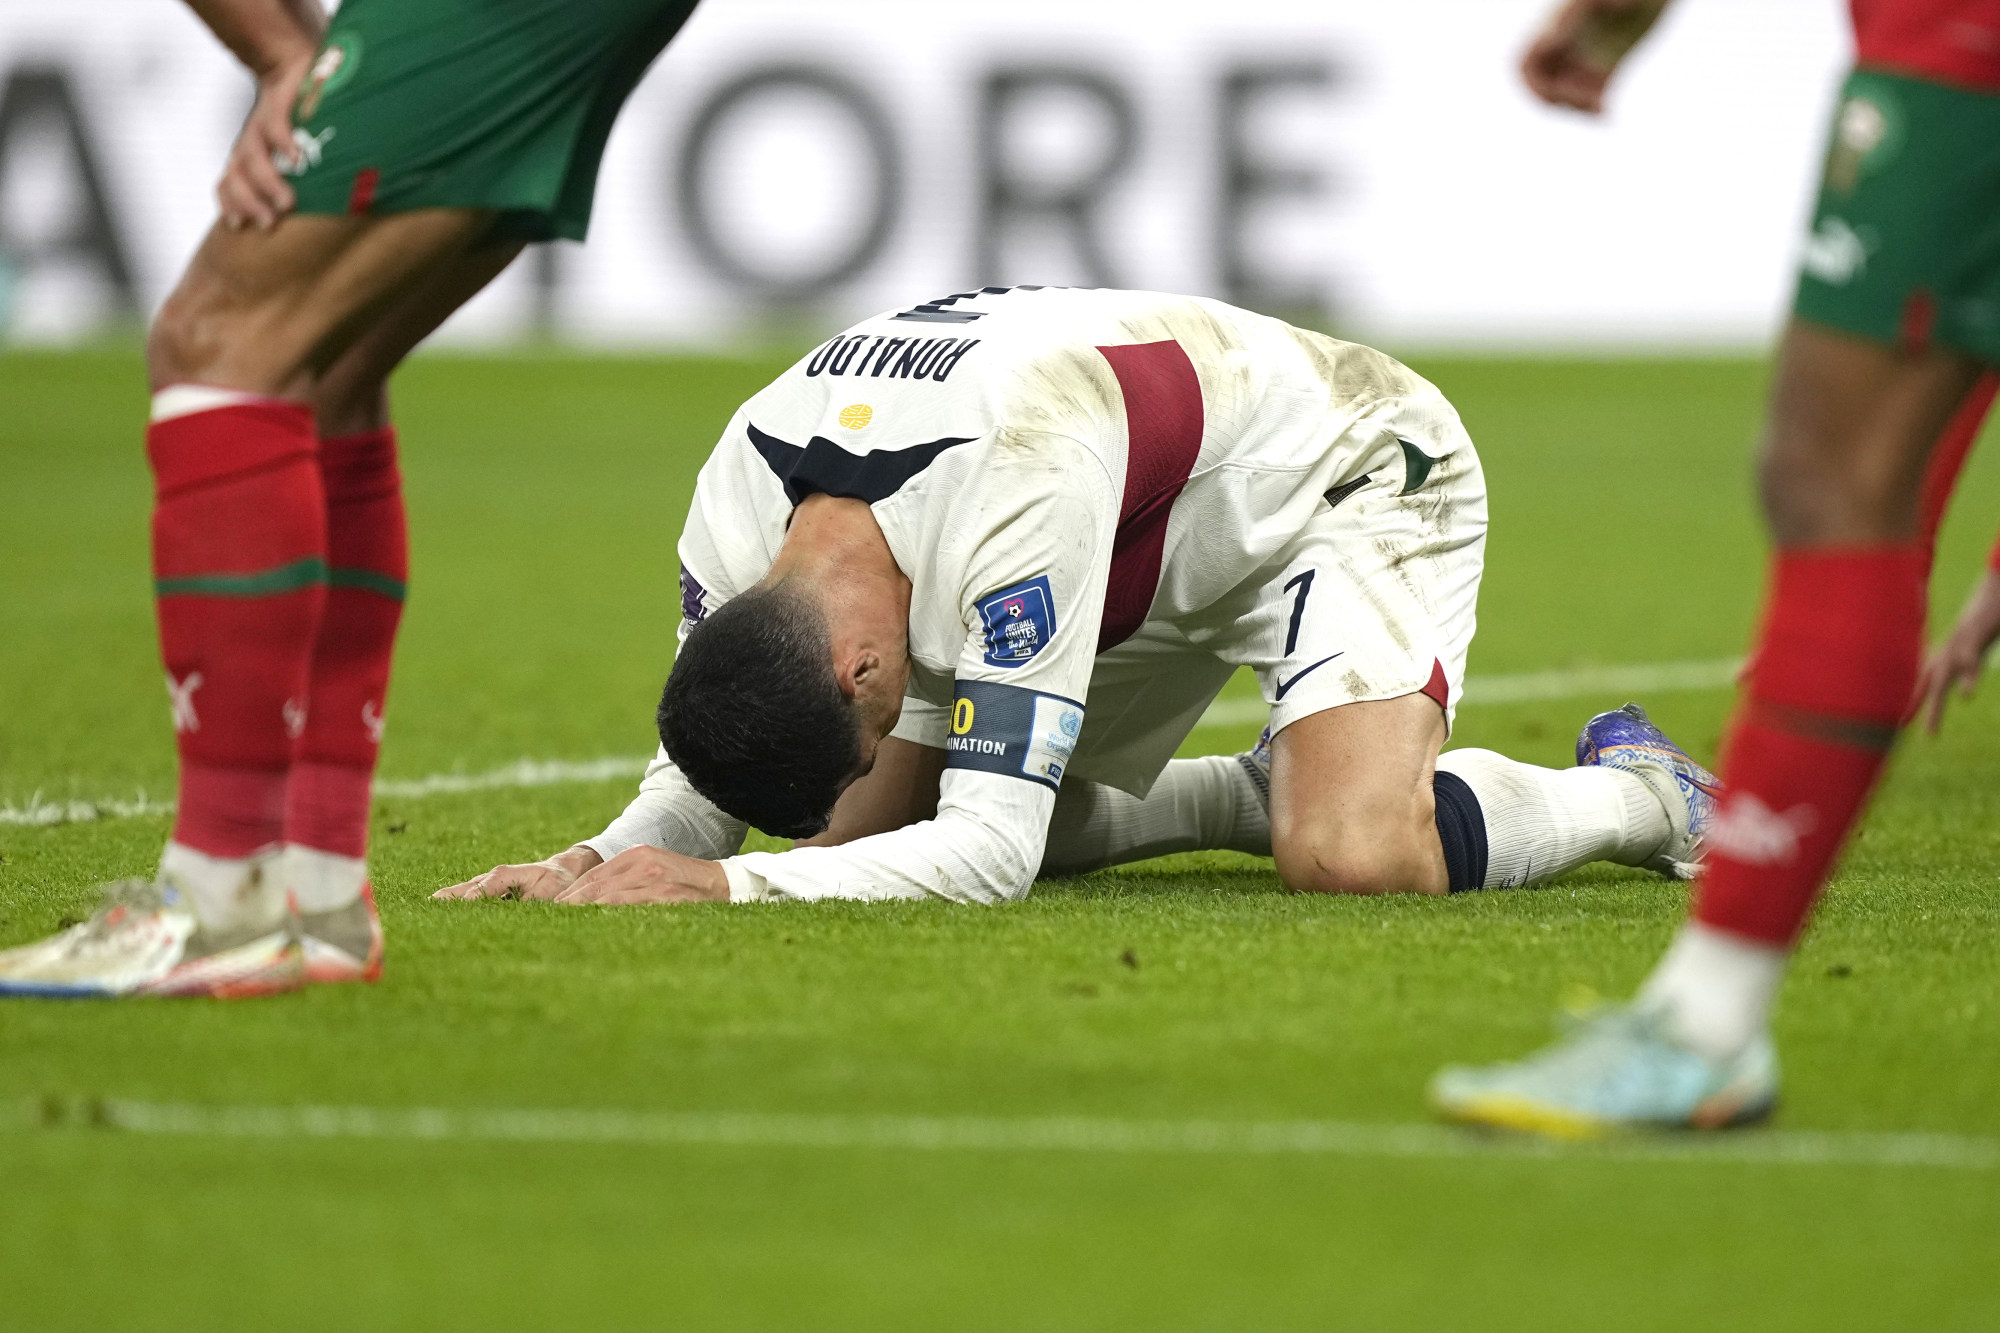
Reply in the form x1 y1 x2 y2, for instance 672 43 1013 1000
329 567 407 601
155 556 327 598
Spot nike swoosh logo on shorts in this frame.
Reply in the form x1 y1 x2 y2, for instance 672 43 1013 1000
1275 653 1343 700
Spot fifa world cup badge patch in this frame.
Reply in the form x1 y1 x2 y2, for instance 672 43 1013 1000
977 575 1056 668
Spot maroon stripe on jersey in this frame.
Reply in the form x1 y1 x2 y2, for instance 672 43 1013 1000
1095 340 1204 652
1421 658 1449 710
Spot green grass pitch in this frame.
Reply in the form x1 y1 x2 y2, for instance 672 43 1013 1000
2 348 1997 1330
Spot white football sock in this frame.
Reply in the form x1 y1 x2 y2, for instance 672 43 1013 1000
283 844 369 914
1638 921 1787 1061
1040 754 1270 875
1434 748 1670 889
158 840 285 930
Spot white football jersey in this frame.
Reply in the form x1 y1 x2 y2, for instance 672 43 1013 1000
586 287 1476 903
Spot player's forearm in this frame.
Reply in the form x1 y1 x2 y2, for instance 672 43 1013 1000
724 787 1050 904
183 0 325 77
1521 0 1673 113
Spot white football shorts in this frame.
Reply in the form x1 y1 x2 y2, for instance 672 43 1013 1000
1196 433 1488 739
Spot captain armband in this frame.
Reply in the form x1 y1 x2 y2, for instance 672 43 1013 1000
943 679 1085 791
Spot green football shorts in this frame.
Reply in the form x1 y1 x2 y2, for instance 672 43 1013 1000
1794 68 2000 362
285 0 699 241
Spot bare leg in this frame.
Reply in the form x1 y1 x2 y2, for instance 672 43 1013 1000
139 207 519 975
289 235 532 970
1758 320 1984 546
1269 693 1449 896
1653 319 1987 1059
148 210 501 396
310 236 527 435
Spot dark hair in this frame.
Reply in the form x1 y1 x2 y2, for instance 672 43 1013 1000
657 584 861 838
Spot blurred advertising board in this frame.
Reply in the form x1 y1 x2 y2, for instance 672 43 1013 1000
0 0 1845 350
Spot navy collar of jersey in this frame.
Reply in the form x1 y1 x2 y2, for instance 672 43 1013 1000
747 422 976 506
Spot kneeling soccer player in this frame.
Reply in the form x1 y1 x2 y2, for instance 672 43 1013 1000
442 286 1716 907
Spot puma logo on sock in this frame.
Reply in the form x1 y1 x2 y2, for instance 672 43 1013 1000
167 672 204 733
1706 793 1817 867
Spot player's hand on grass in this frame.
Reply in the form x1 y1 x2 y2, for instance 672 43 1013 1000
219 50 313 231
1521 0 1671 113
1918 568 2000 735
553 846 731 905
434 845 604 901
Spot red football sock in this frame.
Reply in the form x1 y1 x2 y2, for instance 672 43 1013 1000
150 397 326 859
1694 547 1925 946
285 427 408 860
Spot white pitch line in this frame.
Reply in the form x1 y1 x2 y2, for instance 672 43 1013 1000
0 794 178 827
20 1098 1995 1172
0 758 651 828
0 657 1742 827
373 756 650 798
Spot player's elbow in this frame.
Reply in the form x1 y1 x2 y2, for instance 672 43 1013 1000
940 818 1042 905
958 844 1039 905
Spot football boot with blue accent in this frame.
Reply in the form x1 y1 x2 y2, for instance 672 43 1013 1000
1576 702 1719 880
1429 1003 1778 1137
1235 725 1274 812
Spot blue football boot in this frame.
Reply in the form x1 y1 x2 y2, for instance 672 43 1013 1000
1576 702 1719 880
1429 1003 1778 1138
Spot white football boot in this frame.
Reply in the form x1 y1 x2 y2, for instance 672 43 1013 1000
1430 1002 1779 1137
0 845 303 999
285 846 385 985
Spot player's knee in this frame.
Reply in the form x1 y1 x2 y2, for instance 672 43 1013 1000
1757 416 1930 543
146 286 212 387
1273 829 1432 897
147 270 305 393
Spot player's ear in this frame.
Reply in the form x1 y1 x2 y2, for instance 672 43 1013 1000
835 647 880 702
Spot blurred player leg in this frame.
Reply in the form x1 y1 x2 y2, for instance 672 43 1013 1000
1432 324 1986 1135
1642 320 1984 1059
1436 50 2000 1128
141 209 499 990
1648 65 2000 1061
1913 371 1998 568
0 0 703 997
285 238 527 981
